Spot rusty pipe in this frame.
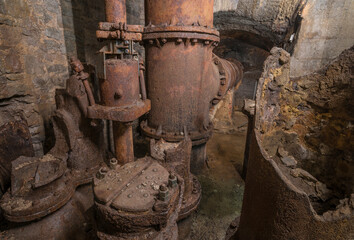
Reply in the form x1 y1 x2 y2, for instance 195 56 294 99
100 59 140 164
211 54 243 105
113 122 134 164
142 0 243 172
216 56 243 92
105 0 126 23
145 0 214 27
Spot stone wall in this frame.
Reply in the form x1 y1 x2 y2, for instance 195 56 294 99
60 0 105 68
290 0 354 77
214 0 304 44
0 0 70 155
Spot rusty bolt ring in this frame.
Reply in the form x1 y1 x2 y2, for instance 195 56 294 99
140 121 213 144
144 25 219 36
143 32 220 43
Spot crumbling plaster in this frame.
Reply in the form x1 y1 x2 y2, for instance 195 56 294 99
290 0 354 77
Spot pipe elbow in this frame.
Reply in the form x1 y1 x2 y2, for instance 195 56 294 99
211 54 244 105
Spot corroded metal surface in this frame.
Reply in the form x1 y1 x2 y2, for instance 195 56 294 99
141 120 213 145
94 58 149 164
142 0 243 174
100 59 140 107
144 39 219 138
0 120 34 194
94 5 150 164
145 0 215 27
98 1 143 41
0 60 105 223
232 48 354 240
149 137 202 221
105 0 126 23
94 157 181 239
113 123 134 165
87 99 151 122
0 185 96 240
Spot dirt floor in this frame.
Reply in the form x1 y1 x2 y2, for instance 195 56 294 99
178 112 247 240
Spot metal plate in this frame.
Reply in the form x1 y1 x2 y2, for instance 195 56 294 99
94 158 170 213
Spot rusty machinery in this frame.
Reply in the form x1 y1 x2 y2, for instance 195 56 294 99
141 0 243 173
90 0 242 239
0 58 105 222
0 0 242 239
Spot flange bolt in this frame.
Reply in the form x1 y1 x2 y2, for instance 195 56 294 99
168 173 178 188
96 167 108 179
159 184 169 201
109 158 118 170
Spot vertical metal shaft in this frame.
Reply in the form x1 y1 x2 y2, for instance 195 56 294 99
105 0 127 23
113 122 134 165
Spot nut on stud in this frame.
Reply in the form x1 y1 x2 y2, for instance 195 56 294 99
158 184 169 201
109 158 118 169
97 167 108 179
168 173 177 188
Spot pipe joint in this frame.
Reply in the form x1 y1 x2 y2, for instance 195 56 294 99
211 54 243 105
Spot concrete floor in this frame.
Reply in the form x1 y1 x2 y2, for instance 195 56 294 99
179 112 247 240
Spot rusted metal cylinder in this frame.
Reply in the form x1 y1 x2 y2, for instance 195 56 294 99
105 0 127 23
143 0 243 173
218 57 243 90
145 42 219 135
100 59 140 107
113 122 134 165
145 0 214 27
100 59 139 164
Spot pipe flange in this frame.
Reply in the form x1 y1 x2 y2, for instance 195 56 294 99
144 25 219 36
143 32 220 45
94 157 181 237
140 120 213 145
211 55 243 105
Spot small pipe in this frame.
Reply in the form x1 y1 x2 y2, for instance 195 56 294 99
139 69 147 100
82 79 96 106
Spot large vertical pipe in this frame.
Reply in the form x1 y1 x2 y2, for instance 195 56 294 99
145 43 219 134
143 0 243 172
105 0 127 23
145 0 214 27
